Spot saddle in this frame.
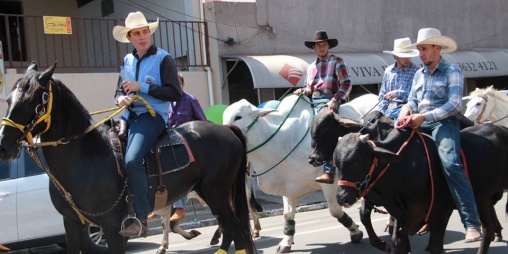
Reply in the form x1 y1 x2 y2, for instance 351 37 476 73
107 119 195 211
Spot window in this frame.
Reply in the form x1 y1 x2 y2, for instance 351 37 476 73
23 150 45 177
0 159 10 180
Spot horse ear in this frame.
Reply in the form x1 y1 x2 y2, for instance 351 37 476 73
38 62 57 86
27 61 38 72
258 108 277 117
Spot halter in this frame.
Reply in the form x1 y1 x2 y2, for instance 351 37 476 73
474 95 490 124
247 94 323 177
1 81 54 144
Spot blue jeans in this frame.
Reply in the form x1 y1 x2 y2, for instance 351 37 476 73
124 112 166 220
420 117 481 230
384 105 402 120
173 197 186 209
313 97 337 175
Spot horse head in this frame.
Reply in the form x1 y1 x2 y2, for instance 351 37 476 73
464 86 499 124
223 99 277 133
0 62 57 160
308 108 360 166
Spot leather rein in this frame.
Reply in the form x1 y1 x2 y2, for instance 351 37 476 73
337 116 436 223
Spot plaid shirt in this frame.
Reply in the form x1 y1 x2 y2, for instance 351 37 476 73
378 62 419 112
169 92 207 128
302 54 352 101
407 58 464 122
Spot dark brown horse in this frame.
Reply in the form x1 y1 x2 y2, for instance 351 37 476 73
0 62 254 254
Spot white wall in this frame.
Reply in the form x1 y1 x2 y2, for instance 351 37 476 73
0 70 209 121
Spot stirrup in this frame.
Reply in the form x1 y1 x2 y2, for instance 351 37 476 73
121 214 145 236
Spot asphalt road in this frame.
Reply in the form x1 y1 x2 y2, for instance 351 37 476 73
126 193 508 254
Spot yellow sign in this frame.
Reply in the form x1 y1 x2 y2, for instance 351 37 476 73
43 16 72 34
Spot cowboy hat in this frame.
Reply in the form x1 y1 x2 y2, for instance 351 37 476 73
112 12 159 43
304 30 338 49
383 37 418 58
403 28 457 54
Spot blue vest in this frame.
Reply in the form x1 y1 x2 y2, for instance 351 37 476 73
121 48 171 123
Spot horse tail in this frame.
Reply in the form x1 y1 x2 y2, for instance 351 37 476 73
227 124 255 253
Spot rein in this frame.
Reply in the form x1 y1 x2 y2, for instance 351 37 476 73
1 81 155 225
249 94 324 177
338 116 436 223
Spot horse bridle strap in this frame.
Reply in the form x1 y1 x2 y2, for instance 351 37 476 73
1 81 54 144
475 95 489 124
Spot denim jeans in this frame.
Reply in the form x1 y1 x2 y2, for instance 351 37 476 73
313 97 337 175
173 197 186 209
384 105 402 120
420 117 481 230
125 112 166 220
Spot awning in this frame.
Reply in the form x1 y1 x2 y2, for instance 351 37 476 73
225 49 508 88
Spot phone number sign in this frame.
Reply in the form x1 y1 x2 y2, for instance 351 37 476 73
43 16 72 34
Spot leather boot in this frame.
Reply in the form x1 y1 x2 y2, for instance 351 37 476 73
119 219 148 237
315 173 334 184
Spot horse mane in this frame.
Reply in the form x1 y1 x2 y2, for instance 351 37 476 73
50 78 94 135
470 87 508 104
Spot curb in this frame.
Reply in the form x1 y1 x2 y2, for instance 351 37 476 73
147 202 328 236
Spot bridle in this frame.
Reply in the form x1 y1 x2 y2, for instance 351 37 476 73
473 95 490 124
337 117 436 223
1 81 54 145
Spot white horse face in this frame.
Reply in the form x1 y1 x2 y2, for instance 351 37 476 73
464 96 490 123
223 99 276 132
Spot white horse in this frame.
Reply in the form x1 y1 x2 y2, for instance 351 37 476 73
464 86 508 127
223 93 379 253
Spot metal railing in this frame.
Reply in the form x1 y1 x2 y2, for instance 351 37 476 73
0 14 209 72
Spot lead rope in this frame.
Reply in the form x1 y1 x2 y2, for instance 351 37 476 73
395 117 435 224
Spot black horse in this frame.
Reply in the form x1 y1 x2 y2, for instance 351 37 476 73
309 109 505 252
334 125 508 254
0 62 255 254
308 108 395 251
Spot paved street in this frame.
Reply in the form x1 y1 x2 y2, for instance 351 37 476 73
127 191 508 254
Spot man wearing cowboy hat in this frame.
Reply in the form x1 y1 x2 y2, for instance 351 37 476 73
398 28 482 242
294 30 352 184
378 37 420 120
113 11 182 237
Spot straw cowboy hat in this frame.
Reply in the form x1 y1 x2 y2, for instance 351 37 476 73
403 28 457 54
112 12 159 43
305 30 338 49
383 37 419 58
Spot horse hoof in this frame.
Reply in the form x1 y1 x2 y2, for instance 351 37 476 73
156 249 166 254
252 231 260 238
190 230 202 239
493 235 502 242
210 239 219 246
275 245 291 253
350 231 363 243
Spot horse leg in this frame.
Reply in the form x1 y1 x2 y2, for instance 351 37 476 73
102 227 126 254
62 217 85 254
360 199 390 252
477 204 496 254
323 185 363 243
246 188 261 238
275 196 296 253
391 220 411 254
426 208 451 254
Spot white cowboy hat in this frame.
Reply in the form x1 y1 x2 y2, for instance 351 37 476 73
403 28 457 54
112 12 159 43
383 37 418 58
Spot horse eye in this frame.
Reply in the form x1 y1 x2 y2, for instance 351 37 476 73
233 116 242 121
